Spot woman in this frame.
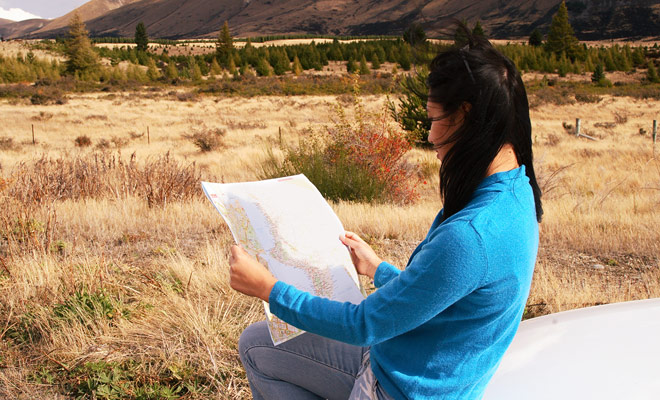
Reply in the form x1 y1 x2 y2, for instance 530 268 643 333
229 28 542 400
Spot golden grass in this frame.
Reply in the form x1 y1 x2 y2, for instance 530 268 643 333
0 91 659 398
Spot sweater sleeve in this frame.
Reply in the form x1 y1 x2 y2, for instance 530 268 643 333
268 221 488 347
373 261 400 288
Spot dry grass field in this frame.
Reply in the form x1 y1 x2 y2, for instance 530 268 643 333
0 88 659 398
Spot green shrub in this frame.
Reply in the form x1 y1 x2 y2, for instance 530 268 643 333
261 89 419 204
52 288 129 326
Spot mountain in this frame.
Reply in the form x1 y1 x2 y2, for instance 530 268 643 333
31 0 143 35
0 18 50 39
7 0 660 40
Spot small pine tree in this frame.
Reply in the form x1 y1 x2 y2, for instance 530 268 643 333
146 58 161 81
359 55 370 75
371 53 381 70
64 13 99 76
591 63 605 83
255 56 272 76
346 58 358 74
292 55 303 76
398 49 411 71
166 62 178 81
472 21 485 38
210 58 222 75
604 52 616 71
216 21 233 67
135 22 148 52
647 61 660 83
632 47 646 67
228 56 237 75
403 23 426 47
584 54 595 72
529 29 543 47
557 53 569 77
190 62 202 82
546 1 579 59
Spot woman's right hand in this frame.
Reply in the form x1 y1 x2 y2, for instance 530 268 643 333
340 231 382 280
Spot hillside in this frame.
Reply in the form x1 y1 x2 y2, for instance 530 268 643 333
5 0 660 40
0 18 50 39
31 0 143 35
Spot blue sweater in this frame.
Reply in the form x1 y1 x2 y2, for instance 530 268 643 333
269 166 539 399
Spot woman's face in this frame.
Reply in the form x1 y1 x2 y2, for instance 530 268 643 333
427 101 465 161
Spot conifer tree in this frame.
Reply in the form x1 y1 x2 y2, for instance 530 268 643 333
146 58 160 81
585 55 595 72
387 47 398 63
346 58 358 74
371 53 381 70
632 47 646 67
557 53 569 77
403 23 426 47
359 55 370 75
64 12 99 76
529 29 543 47
270 48 289 75
166 62 178 81
228 56 237 75
472 21 485 38
546 1 579 60
328 39 343 60
591 64 605 83
376 46 386 64
216 21 234 67
135 22 148 52
292 55 303 76
604 51 616 71
647 61 660 83
255 56 272 76
188 56 202 82
209 58 221 75
398 48 411 71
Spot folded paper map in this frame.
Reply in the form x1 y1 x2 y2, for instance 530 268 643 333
202 174 366 345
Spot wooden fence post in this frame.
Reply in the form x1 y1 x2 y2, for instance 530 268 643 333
653 120 657 155
32 124 35 144
147 126 150 144
575 118 581 137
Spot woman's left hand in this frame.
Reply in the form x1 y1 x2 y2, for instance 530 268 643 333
229 245 277 302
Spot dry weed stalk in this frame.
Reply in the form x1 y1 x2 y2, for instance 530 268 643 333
8 152 203 207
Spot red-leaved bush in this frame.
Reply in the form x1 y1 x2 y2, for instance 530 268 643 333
262 83 420 204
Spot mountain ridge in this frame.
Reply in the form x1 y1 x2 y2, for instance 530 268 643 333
2 0 659 40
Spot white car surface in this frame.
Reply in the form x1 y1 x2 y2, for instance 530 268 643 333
483 298 660 400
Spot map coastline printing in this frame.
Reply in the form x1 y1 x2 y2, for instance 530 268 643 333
202 174 365 345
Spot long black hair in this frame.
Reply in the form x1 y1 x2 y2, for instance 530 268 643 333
427 24 543 222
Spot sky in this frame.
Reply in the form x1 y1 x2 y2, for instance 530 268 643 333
0 0 88 21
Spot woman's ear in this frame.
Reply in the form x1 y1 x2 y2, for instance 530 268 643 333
461 102 472 114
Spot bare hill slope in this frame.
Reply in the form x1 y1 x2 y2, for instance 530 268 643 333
12 0 660 40
32 0 143 35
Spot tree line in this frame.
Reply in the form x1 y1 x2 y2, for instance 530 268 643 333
1 3 659 86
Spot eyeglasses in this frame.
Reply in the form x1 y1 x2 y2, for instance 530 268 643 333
460 45 476 84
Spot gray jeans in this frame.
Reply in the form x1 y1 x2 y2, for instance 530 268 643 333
238 321 394 400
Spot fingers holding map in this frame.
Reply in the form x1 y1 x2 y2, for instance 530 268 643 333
201 174 366 345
